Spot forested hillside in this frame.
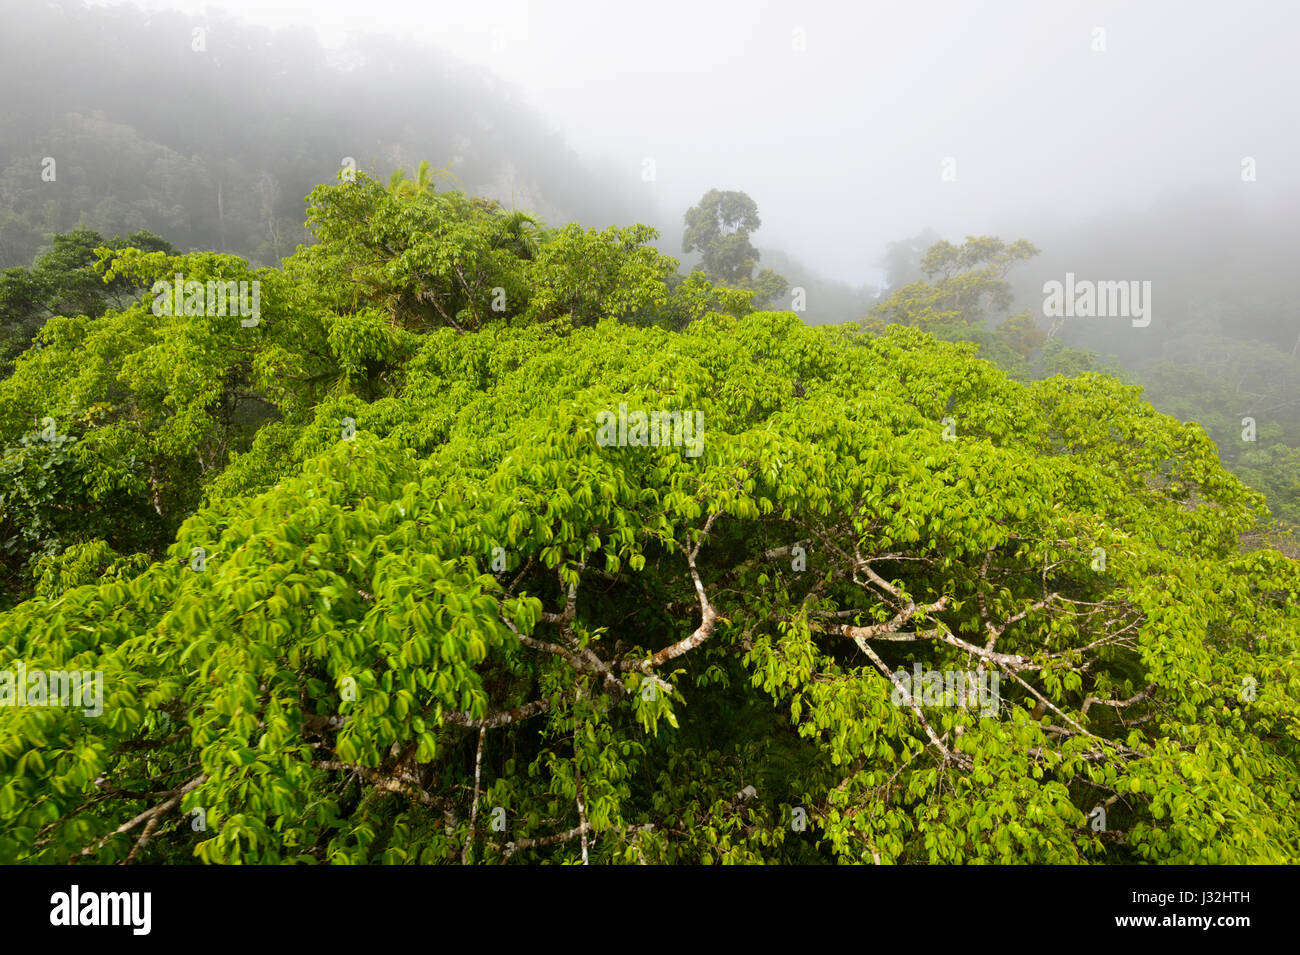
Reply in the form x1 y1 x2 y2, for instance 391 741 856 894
0 2 644 270
0 172 1296 864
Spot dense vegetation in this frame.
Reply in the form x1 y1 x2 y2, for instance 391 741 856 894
871 233 1300 531
0 172 1296 864
1 1 1296 867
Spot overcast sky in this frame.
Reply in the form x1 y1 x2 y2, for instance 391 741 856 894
87 0 1298 286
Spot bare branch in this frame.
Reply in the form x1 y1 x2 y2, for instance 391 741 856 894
1082 684 1156 718
852 639 960 766
463 726 486 864
444 698 550 729
78 774 208 861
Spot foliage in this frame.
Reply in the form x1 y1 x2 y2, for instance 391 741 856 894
4 0 1295 869
867 235 1039 332
1 293 1295 863
0 429 159 609
0 228 172 373
866 234 1300 531
682 189 788 308
0 180 748 608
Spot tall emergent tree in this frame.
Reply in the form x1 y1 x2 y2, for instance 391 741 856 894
683 188 788 308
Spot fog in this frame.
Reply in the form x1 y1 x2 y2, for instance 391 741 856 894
86 0 1295 281
4 0 1298 326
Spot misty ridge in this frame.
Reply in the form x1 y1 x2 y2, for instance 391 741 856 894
3 4 1295 318
1 0 1299 875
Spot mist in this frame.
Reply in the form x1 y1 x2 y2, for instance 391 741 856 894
3 0 1297 340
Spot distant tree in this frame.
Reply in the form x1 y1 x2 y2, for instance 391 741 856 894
682 189 788 307
867 235 1039 331
749 267 790 310
683 189 760 284
997 311 1048 359
1236 443 1300 528
880 227 942 290
1040 339 1110 378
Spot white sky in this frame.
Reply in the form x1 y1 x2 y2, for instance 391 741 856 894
87 0 1299 286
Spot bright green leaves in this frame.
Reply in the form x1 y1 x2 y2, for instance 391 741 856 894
524 223 675 328
0 199 1297 866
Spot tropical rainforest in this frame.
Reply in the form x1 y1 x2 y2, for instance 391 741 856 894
0 2 1296 866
